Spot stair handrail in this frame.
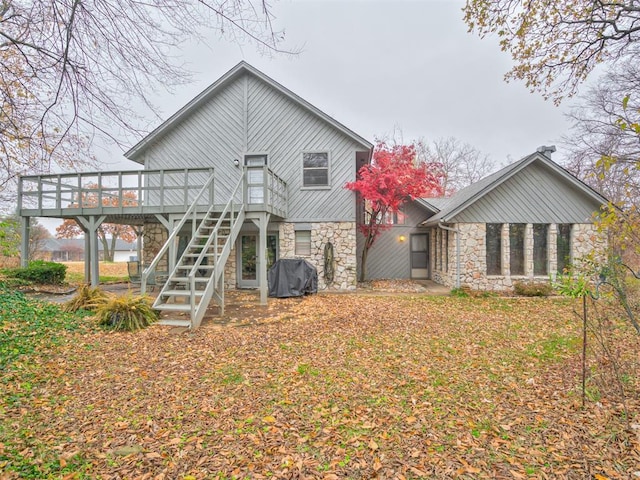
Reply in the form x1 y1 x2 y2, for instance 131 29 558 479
187 172 245 280
187 172 245 322
141 169 215 294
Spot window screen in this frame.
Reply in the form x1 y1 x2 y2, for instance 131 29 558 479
533 224 548 275
486 223 502 275
295 230 311 256
509 224 525 275
557 224 572 274
303 152 329 187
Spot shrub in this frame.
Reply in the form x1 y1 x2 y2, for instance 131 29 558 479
513 281 553 297
450 287 471 298
63 284 109 313
95 293 158 331
6 260 67 285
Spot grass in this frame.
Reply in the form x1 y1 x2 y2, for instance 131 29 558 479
63 261 129 284
0 290 638 478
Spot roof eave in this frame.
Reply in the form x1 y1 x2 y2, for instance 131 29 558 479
125 61 373 162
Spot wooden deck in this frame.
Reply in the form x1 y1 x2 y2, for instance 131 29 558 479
18 166 287 223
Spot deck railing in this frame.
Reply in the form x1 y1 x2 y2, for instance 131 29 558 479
244 166 288 218
18 168 215 216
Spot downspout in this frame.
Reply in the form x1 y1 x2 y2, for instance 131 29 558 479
438 221 460 289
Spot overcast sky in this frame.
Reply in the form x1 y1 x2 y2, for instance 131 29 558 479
102 0 575 172
42 0 580 232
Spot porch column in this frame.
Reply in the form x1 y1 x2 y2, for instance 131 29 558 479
84 228 91 282
20 217 30 268
76 215 106 286
252 212 271 305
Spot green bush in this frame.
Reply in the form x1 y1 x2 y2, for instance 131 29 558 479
513 281 553 297
5 260 67 285
95 293 158 331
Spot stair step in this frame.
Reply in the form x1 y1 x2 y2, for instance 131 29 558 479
177 264 215 270
183 253 218 257
157 319 192 328
170 276 210 282
161 289 205 296
154 303 193 312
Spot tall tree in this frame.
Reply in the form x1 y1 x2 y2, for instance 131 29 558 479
416 137 494 195
55 189 138 262
0 1 290 203
563 63 640 207
346 141 444 282
0 215 50 259
463 0 640 103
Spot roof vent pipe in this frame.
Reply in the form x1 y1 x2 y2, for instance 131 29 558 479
536 145 556 158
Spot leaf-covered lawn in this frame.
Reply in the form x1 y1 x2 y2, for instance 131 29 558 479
1 290 639 479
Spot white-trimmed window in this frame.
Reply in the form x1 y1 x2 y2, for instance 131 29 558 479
302 152 329 187
295 230 311 256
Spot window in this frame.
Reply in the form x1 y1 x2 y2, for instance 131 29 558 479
557 224 572 274
533 224 548 275
362 203 406 225
295 230 311 256
486 223 502 275
303 152 329 187
245 154 267 204
382 208 406 225
509 224 525 275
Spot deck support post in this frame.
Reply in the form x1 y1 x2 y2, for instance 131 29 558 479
251 212 271 305
76 215 106 286
20 217 30 268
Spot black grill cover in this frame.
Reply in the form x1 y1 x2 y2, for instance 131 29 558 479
268 259 318 298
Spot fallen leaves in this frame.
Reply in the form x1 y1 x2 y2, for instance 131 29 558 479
1 292 639 478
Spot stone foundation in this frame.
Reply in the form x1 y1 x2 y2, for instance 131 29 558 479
280 221 357 290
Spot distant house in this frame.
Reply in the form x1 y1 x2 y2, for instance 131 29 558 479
363 147 608 290
39 239 137 263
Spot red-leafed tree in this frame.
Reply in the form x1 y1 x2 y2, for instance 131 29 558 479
346 141 444 282
56 187 138 262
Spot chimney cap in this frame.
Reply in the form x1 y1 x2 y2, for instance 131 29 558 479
536 145 556 157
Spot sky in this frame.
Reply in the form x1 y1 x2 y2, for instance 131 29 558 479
100 0 575 170
42 0 580 231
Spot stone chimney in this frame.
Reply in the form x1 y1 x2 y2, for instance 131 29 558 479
536 145 556 158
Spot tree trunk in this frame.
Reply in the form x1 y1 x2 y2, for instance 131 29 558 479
98 233 113 262
359 245 369 283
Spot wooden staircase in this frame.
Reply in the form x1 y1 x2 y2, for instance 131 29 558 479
153 199 245 329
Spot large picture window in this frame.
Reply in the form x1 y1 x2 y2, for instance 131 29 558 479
486 223 502 275
302 152 329 187
509 224 525 275
557 224 572 274
533 224 548 275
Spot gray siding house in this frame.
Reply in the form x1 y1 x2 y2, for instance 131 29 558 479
17 63 608 328
364 148 608 291
18 62 372 328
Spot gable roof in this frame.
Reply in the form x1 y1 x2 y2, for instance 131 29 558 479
421 150 609 226
125 61 374 162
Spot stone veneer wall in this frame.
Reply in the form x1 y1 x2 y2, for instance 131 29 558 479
432 222 606 291
280 222 357 291
142 222 169 272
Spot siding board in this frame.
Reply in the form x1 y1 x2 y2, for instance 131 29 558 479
453 163 602 223
357 202 433 280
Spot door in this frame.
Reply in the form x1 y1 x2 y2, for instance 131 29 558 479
411 233 429 279
237 233 278 288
